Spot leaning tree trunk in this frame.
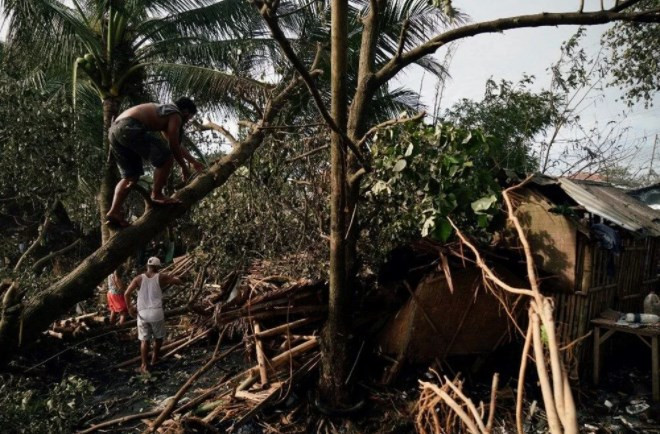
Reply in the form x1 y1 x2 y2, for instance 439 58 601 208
319 0 352 407
99 97 121 244
0 123 272 363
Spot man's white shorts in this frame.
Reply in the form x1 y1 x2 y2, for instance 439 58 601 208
137 319 166 341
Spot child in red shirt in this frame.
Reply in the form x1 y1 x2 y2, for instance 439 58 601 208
107 267 128 324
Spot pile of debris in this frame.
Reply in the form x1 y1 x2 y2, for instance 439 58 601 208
54 253 329 432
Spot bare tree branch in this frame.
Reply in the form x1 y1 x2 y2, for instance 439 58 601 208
286 143 330 163
32 238 82 272
253 0 370 170
200 120 240 147
355 111 425 149
14 211 52 272
374 7 660 89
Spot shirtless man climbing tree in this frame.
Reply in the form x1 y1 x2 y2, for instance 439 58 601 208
105 97 205 228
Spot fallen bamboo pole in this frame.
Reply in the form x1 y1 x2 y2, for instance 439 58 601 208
254 317 313 339
245 336 318 377
253 322 269 385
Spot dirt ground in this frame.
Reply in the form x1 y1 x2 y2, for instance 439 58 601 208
3 317 660 433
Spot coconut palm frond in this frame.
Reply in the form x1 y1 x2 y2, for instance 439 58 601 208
3 0 102 68
136 0 262 41
150 63 271 114
369 86 424 123
374 0 466 67
138 38 279 74
413 56 450 79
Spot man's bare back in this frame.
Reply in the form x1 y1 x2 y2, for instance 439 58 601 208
116 103 176 132
105 98 204 227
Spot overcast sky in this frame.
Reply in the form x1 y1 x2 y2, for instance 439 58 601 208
2 0 658 175
407 0 659 175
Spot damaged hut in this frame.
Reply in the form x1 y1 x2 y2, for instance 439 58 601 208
502 175 660 360
377 174 660 380
376 240 527 383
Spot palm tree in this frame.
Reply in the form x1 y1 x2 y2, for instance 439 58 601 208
1 0 271 241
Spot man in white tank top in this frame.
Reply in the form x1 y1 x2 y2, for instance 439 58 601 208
124 256 182 373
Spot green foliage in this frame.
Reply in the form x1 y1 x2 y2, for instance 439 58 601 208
363 122 501 258
188 135 330 279
443 76 559 173
0 375 95 433
603 1 660 107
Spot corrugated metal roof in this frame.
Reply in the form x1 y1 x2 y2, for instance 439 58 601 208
530 175 660 237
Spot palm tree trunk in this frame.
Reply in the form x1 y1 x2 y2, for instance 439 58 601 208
319 0 351 407
99 97 120 244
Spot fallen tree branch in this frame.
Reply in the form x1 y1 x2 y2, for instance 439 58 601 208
0 68 311 363
32 238 82 272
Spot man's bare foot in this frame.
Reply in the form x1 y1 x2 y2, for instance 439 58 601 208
105 213 130 228
139 364 150 374
150 194 181 205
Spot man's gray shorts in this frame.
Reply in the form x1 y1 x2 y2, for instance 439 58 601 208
109 117 172 178
137 319 166 341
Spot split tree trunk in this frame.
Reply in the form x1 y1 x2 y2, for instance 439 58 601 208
319 0 352 407
99 97 121 244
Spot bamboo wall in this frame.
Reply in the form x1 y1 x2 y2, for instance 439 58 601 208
551 234 659 363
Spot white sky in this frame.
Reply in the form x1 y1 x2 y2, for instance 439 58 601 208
2 1 658 175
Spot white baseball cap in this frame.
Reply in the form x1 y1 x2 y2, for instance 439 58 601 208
147 257 162 267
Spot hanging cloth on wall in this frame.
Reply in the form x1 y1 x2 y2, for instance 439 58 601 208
591 223 622 277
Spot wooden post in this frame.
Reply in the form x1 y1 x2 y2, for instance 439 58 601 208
253 322 269 386
593 325 600 385
653 336 659 401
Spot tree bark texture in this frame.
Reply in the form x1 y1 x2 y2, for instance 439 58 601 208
320 0 352 406
344 0 383 276
99 97 121 244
